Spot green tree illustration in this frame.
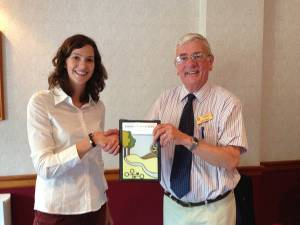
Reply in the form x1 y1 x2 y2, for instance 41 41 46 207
122 131 136 157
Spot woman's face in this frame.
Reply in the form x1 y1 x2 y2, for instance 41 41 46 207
65 44 95 92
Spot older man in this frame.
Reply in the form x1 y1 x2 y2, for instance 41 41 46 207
147 33 248 225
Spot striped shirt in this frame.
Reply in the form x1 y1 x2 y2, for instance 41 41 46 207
146 82 248 202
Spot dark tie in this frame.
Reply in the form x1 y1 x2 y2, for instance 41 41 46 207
170 93 195 199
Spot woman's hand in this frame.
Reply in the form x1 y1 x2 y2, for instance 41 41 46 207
104 128 119 136
93 130 120 155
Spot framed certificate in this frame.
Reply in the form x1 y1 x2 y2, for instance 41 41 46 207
119 119 161 181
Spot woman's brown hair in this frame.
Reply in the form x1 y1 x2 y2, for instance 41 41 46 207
48 34 107 103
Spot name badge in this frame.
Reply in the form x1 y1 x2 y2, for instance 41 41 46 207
196 112 213 125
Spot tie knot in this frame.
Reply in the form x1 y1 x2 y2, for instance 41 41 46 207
187 93 195 103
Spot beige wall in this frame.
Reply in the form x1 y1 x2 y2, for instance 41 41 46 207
0 0 200 175
262 0 300 161
206 0 264 165
0 0 299 175
207 0 300 164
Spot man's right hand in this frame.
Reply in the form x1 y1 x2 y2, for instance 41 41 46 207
153 123 191 148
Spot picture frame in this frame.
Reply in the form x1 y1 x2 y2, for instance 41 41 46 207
119 119 161 181
0 32 4 120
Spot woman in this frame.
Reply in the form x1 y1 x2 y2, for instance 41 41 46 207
27 34 119 225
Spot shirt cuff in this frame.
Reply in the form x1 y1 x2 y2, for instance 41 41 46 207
57 144 80 164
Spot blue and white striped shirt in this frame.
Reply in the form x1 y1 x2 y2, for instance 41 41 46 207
146 82 248 202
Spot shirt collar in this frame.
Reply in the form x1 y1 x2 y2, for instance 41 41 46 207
52 87 69 105
180 82 211 103
52 87 95 107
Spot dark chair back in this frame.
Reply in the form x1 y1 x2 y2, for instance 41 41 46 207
234 174 255 225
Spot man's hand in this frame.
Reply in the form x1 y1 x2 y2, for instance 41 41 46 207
104 128 119 136
153 123 191 147
93 131 120 155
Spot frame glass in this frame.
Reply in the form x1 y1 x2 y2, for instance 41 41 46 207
119 119 161 181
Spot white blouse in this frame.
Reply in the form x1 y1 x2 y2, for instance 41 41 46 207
27 87 107 214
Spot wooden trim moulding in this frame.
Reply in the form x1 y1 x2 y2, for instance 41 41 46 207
0 170 120 189
237 165 264 176
1 160 300 189
260 160 300 171
0 174 36 189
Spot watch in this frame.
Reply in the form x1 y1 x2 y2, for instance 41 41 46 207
189 137 199 151
88 133 96 148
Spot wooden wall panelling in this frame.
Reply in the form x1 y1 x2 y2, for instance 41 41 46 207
260 161 300 225
1 161 300 225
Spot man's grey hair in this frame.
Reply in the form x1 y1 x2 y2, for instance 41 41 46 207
176 33 213 56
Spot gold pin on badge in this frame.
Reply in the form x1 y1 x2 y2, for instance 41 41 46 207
196 112 213 125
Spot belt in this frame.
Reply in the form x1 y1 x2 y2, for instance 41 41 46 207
164 190 231 207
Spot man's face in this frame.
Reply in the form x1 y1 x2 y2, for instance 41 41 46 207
175 39 214 92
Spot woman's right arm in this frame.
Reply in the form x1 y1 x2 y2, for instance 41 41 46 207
27 92 119 179
76 130 119 158
27 93 83 179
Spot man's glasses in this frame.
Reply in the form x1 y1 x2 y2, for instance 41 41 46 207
175 52 211 65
